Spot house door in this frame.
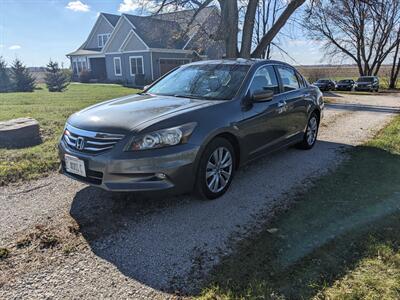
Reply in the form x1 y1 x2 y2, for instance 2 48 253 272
159 59 190 76
90 58 106 80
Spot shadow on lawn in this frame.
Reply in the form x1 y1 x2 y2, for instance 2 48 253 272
201 146 400 299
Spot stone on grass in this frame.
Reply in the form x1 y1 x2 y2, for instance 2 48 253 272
0 117 42 148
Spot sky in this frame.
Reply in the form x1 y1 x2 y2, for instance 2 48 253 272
0 0 328 67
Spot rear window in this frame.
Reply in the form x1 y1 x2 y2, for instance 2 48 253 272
357 77 374 82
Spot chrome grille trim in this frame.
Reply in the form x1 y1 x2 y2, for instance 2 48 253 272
63 124 125 154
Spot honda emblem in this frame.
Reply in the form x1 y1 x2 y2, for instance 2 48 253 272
75 137 85 150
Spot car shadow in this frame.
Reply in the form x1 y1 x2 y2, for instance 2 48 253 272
70 139 354 293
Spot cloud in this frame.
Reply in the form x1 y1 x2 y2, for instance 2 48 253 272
66 1 90 12
118 0 158 13
9 45 21 50
118 0 142 13
0 44 3 48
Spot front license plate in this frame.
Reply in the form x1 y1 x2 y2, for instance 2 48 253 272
65 154 86 177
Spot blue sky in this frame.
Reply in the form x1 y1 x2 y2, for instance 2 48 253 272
0 0 327 67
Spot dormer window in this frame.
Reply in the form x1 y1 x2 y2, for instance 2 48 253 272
98 33 110 48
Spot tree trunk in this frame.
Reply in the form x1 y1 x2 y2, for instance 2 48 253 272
389 42 400 89
218 0 239 58
240 0 258 58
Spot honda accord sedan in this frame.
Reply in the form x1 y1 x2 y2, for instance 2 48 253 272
59 59 324 199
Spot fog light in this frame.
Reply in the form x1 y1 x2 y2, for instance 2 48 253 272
155 173 166 179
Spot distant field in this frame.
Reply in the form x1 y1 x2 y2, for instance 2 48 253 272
0 83 139 185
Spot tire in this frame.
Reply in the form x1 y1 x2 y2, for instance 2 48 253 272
297 112 320 150
195 137 236 200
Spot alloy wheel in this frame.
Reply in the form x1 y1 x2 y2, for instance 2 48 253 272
206 146 233 193
306 116 318 145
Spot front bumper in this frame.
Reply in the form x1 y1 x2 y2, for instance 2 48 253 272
58 139 200 193
355 86 373 91
336 85 352 90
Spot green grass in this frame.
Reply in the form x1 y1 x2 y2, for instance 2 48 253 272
0 83 139 185
199 115 400 299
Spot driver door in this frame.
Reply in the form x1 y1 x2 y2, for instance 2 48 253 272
240 65 287 159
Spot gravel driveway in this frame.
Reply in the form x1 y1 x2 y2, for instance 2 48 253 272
1 93 399 299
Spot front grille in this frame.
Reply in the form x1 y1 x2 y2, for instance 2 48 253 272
63 124 124 154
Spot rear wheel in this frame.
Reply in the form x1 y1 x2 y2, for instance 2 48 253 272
297 112 319 150
195 137 236 200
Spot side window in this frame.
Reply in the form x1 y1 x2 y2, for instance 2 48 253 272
276 66 300 92
248 65 280 95
296 72 307 88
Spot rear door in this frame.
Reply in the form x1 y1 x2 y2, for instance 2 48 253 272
275 65 309 137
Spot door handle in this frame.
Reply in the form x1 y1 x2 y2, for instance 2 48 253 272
277 101 287 108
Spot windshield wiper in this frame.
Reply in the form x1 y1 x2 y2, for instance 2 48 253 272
174 94 219 100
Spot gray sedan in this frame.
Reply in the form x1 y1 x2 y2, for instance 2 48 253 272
59 59 324 199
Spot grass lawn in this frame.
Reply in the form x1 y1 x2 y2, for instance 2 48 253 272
199 115 400 299
0 83 139 185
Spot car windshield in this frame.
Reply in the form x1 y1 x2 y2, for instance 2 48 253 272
339 80 352 83
357 77 374 82
147 64 250 100
317 80 330 83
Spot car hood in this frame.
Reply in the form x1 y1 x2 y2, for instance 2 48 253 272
67 93 218 134
356 82 373 85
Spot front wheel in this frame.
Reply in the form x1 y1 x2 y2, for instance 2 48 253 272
297 113 320 150
195 137 236 200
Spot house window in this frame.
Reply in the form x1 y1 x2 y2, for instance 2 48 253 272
72 57 88 75
114 57 122 76
129 56 144 76
97 33 110 48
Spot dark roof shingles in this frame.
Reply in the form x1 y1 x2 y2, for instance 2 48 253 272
102 13 120 27
124 14 187 49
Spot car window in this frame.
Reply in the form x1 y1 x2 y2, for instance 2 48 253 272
248 65 280 95
147 64 250 100
276 66 300 92
296 72 307 88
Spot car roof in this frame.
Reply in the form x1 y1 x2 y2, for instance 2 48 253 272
187 58 294 68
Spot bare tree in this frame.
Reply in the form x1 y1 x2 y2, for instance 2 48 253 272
389 41 400 88
254 0 287 59
147 0 306 58
304 0 400 77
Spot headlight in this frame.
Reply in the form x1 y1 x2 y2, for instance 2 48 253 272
125 122 197 151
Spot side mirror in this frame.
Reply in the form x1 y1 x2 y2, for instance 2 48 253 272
252 89 274 102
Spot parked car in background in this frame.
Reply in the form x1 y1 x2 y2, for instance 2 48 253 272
313 79 336 91
336 79 355 91
355 76 379 92
59 59 324 200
